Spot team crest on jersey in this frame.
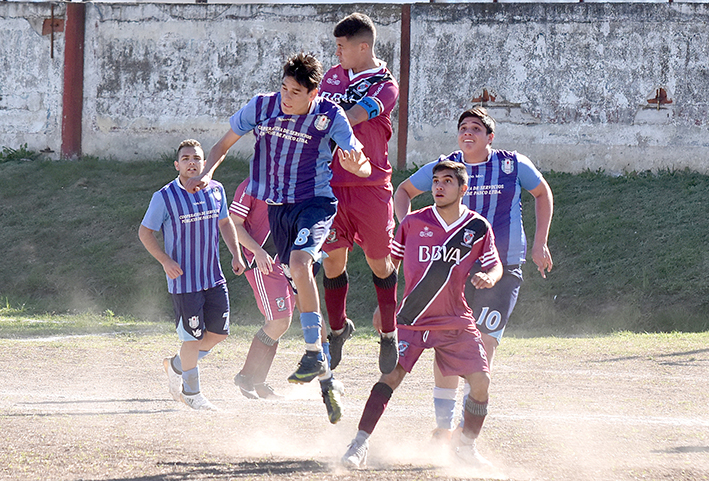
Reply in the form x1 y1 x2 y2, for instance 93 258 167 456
314 114 330 131
356 80 372 93
501 158 514 175
188 315 200 329
463 229 476 246
213 187 222 201
326 228 338 244
276 297 286 311
419 226 434 238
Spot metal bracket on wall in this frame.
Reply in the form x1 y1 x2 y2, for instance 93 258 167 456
472 88 497 106
647 88 673 111
42 4 64 59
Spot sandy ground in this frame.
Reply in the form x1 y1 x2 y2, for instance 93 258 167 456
0 331 708 481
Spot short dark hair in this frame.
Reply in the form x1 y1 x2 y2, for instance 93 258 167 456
457 107 496 135
177 139 202 159
333 12 376 46
283 52 323 92
432 160 468 187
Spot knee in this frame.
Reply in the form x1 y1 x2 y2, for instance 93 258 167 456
266 317 291 337
288 257 312 280
368 256 394 279
468 373 490 401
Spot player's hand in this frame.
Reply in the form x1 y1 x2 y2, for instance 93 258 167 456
184 173 211 194
338 149 371 178
532 243 553 279
232 255 246 276
471 271 496 289
372 306 383 333
162 259 183 280
253 249 275 276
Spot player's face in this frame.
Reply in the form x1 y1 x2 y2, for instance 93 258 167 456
457 117 494 162
174 146 205 182
335 36 364 71
432 170 466 209
281 76 317 115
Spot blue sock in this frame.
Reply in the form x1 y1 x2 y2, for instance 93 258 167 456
433 387 457 429
171 349 209 372
322 341 331 366
182 366 200 394
300 312 322 346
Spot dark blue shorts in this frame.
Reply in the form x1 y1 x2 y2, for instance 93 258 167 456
267 196 337 266
465 264 523 342
171 283 230 341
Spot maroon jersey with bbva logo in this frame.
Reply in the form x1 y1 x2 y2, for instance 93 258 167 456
391 206 500 331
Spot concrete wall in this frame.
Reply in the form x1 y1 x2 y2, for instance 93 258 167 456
406 3 709 173
82 3 401 161
1 2 708 173
0 2 64 155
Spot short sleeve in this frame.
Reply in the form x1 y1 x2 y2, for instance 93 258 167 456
517 153 545 191
478 222 501 270
229 96 260 137
391 218 408 260
229 179 252 220
408 160 439 192
141 192 168 231
329 105 363 152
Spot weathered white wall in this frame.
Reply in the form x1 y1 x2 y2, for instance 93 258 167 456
1 2 708 174
407 3 709 172
0 2 64 155
82 3 401 161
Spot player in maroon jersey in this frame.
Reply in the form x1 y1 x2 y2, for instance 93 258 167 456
319 12 400 375
230 178 294 401
342 161 503 470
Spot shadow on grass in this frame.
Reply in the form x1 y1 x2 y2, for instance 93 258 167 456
593 348 709 363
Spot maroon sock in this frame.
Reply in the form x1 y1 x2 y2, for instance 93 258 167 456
462 396 488 439
358 382 394 434
324 271 348 331
253 341 278 384
373 271 397 333
240 329 276 380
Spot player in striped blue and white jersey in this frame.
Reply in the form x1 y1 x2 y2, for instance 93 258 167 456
140 139 246 411
185 53 371 424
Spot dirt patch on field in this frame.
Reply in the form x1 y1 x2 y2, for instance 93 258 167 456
1 332 708 480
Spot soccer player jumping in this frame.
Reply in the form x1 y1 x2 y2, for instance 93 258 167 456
319 12 400 375
342 160 502 469
185 53 370 424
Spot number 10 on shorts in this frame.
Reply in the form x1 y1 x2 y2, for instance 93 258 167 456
476 306 502 331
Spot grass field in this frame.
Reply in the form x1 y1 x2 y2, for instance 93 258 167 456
1 154 708 335
1 150 708 479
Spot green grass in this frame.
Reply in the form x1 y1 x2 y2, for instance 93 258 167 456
0 151 708 335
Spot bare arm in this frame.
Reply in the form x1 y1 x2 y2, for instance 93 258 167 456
344 104 370 128
219 216 246 276
230 213 274 275
393 178 425 223
138 225 183 279
184 129 242 193
470 261 503 289
529 178 554 278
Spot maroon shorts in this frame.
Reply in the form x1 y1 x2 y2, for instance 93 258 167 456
245 266 293 321
397 327 489 376
323 184 395 260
